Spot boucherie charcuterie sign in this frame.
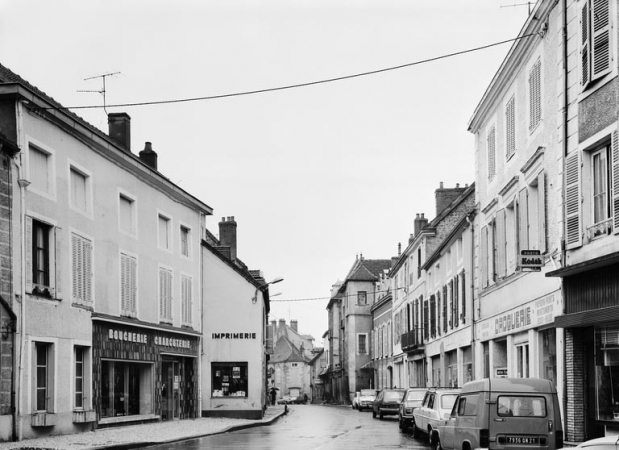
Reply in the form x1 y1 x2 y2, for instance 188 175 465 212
108 328 191 349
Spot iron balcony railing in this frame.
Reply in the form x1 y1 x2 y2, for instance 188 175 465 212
401 329 424 352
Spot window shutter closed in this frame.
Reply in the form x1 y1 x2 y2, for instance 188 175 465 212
612 130 619 234
26 216 33 292
538 171 547 252
488 127 496 180
461 270 466 323
529 58 542 132
581 2 591 85
591 0 611 80
506 96 516 159
566 152 583 248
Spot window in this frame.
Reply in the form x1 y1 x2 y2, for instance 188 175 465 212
595 324 619 420
458 395 480 416
29 144 53 196
71 232 92 305
101 360 153 417
505 95 516 159
28 218 61 298
529 57 542 133
69 165 91 215
181 274 192 326
357 334 367 354
516 343 530 378
159 267 173 322
74 347 90 410
158 214 171 250
34 342 54 412
212 362 247 397
119 194 136 235
121 253 137 317
487 126 496 180
581 0 612 88
540 328 556 386
357 291 367 305
481 220 496 288
592 146 611 226
180 226 190 257
498 395 547 417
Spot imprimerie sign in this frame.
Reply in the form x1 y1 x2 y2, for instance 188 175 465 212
519 249 543 271
212 332 257 339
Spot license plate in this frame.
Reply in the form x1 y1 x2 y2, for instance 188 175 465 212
506 436 539 445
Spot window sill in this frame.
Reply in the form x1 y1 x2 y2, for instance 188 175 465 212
72 410 96 423
99 413 159 425
211 395 248 399
31 412 56 427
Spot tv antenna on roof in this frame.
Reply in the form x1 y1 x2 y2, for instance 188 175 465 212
500 2 534 14
78 71 121 115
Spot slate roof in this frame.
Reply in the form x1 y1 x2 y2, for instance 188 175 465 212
270 335 310 364
338 258 392 294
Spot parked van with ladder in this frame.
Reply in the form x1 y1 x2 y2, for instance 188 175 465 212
436 378 563 450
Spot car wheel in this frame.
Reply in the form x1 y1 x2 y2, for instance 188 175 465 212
379 411 384 420
398 418 403 430
430 432 442 450
358 406 363 412
372 409 376 418
411 419 418 438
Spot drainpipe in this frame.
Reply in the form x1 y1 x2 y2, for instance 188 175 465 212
14 99 29 442
561 0 569 437
466 212 476 380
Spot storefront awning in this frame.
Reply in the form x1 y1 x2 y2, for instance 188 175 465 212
555 305 619 328
546 251 619 278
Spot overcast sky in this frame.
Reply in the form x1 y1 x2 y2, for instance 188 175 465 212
1 0 530 342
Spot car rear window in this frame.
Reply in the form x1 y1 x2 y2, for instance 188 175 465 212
360 390 376 396
497 395 547 417
406 390 425 401
384 391 404 402
441 394 458 410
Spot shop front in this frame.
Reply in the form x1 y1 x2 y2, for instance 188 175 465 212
92 316 200 427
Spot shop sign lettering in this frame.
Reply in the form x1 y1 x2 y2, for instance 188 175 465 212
108 329 148 344
154 336 191 349
495 307 531 334
212 333 257 339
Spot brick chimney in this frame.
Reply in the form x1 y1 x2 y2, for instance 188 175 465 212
414 213 429 236
139 142 158 170
108 113 131 152
218 216 237 261
435 182 466 216
278 319 286 330
291 320 298 332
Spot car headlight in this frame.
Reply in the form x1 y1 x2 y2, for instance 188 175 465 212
405 408 412 414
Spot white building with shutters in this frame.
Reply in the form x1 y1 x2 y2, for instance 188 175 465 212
467 0 564 418
1 64 211 440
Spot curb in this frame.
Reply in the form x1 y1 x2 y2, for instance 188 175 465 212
91 410 288 450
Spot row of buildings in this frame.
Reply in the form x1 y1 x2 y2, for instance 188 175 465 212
321 0 619 443
0 63 287 441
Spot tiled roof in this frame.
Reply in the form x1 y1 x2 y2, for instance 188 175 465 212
270 336 309 364
345 258 391 282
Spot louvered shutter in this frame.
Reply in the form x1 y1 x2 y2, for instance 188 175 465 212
496 209 506 278
581 2 591 85
518 188 529 252
54 227 62 299
489 222 496 284
423 299 429 341
453 277 459 327
529 58 542 132
591 0 611 80
461 270 466 323
481 225 488 288
538 171 547 252
566 152 583 248
506 96 516 158
26 216 33 292
488 127 496 179
449 279 454 329
612 130 619 234
159 268 165 318
430 295 436 338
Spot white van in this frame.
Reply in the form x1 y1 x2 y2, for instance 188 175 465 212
437 378 563 450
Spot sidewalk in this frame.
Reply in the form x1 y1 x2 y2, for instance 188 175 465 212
0 406 287 450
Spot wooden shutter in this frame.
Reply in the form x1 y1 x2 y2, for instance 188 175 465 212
529 59 542 132
26 216 33 292
612 131 619 234
481 225 488 288
496 209 506 278
423 299 429 341
518 188 530 252
566 152 583 248
181 275 192 324
54 227 62 299
591 0 611 80
581 1 591 85
488 127 496 179
453 276 459 327
538 171 547 252
489 221 496 284
506 96 516 158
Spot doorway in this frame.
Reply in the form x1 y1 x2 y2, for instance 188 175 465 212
162 361 180 420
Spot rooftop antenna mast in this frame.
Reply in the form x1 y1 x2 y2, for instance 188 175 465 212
500 2 534 14
78 71 121 115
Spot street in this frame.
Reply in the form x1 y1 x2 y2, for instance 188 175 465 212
147 405 432 450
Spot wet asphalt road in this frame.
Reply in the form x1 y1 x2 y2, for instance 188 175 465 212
147 404 432 450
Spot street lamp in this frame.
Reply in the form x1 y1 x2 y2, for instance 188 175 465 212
252 277 283 304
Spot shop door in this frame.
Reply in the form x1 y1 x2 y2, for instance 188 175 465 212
162 361 181 420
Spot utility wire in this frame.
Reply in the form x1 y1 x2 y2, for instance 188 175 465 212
44 33 538 111
271 286 406 302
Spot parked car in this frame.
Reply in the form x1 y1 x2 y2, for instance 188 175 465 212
399 387 426 432
352 392 361 409
412 387 460 444
576 436 619 450
437 378 563 450
358 389 378 411
372 388 406 419
277 395 292 405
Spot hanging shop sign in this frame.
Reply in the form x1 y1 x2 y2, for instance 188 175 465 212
518 250 543 272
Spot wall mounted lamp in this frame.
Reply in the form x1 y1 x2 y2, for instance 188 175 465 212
252 278 284 304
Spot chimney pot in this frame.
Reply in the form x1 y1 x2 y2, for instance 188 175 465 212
139 141 158 170
291 320 298 332
219 216 238 261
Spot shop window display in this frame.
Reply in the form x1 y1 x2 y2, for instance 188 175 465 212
101 360 153 418
596 325 619 421
212 362 248 397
